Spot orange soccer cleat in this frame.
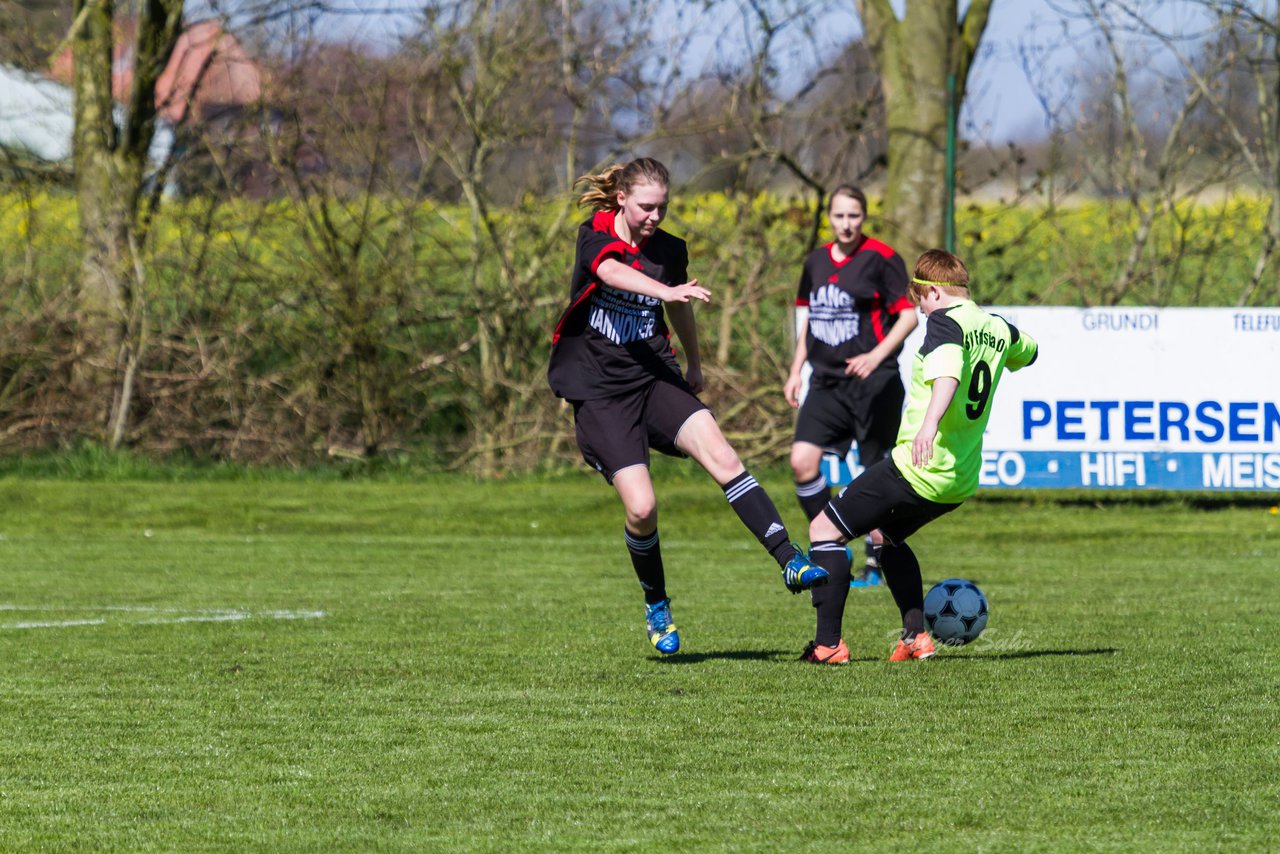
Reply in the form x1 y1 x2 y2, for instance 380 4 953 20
800 638 850 665
888 633 936 662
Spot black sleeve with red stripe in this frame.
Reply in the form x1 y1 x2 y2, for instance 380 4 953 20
581 227 629 278
553 218 616 343
881 250 912 314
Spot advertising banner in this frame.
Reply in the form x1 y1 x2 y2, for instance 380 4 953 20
888 307 1280 492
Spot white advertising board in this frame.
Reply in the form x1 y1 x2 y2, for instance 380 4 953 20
890 307 1280 491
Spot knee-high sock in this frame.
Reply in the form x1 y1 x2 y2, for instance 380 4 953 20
722 471 795 567
625 527 666 605
881 541 925 639
794 474 831 522
808 540 852 647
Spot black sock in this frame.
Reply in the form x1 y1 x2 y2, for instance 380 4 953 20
808 540 852 647
881 541 924 639
722 471 794 567
795 474 831 521
625 527 666 605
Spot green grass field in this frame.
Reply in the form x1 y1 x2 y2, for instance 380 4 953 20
1 470 1277 851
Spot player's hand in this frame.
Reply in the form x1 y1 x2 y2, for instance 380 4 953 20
911 425 938 468
664 278 710 303
783 372 803 408
684 364 705 394
844 352 882 379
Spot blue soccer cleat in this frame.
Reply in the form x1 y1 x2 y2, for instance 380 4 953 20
781 546 830 594
645 599 680 654
849 567 883 588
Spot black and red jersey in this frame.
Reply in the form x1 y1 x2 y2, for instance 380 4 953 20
795 236 912 382
547 209 689 401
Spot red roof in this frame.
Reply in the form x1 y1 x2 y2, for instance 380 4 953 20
50 19 264 124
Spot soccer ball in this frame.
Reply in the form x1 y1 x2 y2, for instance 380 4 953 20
923 578 988 645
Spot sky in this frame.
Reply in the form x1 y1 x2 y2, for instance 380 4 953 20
741 0 1218 143
198 0 1218 143
959 1 1215 142
964 1 1072 141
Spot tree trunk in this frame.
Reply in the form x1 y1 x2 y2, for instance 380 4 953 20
70 0 182 443
856 0 993 258
72 0 126 356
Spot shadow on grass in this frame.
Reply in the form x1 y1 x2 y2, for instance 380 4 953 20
652 649 790 664
651 647 1121 664
946 647 1120 661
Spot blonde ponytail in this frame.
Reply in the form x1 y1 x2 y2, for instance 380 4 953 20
575 157 671 211
576 164 627 210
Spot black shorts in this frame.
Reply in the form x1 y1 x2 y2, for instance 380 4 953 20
821 456 960 545
795 371 904 464
571 378 709 482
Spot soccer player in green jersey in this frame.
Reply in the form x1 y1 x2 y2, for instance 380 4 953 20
798 249 1039 664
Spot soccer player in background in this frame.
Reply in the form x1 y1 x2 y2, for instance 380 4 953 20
798 249 1039 664
783 186 917 588
547 157 828 657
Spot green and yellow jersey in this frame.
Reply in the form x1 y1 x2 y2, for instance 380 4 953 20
891 300 1039 503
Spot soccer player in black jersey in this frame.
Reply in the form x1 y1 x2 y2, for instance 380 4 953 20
548 157 828 656
784 186 918 587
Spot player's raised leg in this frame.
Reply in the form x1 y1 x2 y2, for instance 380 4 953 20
613 465 679 654
676 410 828 593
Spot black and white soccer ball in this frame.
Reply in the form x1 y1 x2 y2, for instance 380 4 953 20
923 578 988 646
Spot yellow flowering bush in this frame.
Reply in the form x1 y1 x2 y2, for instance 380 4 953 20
0 189 1272 468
